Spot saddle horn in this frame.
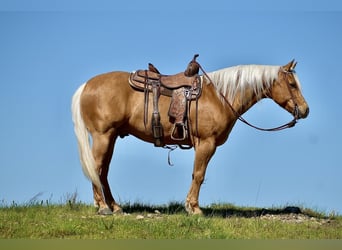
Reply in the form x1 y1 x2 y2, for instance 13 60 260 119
192 54 199 62
184 54 200 77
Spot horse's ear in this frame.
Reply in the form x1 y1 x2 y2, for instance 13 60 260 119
283 59 296 72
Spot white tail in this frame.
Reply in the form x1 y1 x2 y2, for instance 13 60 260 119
71 83 101 188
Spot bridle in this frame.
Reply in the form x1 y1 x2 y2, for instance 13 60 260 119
202 66 299 132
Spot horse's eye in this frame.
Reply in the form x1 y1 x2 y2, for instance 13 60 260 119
289 82 297 89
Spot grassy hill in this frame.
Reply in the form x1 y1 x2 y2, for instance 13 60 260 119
0 200 341 239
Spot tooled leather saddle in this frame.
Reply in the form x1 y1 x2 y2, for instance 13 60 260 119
129 54 202 147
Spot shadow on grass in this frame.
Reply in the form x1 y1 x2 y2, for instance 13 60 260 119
203 205 305 218
120 202 326 219
121 202 186 215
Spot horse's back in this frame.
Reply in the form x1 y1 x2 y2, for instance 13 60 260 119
84 71 130 94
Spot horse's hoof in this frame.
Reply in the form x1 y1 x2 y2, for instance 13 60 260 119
113 206 123 214
98 207 113 215
192 207 203 215
185 200 203 215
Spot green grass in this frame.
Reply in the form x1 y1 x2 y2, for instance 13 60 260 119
0 201 341 239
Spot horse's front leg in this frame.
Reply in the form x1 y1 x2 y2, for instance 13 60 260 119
185 138 216 214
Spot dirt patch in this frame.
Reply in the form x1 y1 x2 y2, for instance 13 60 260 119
260 212 332 225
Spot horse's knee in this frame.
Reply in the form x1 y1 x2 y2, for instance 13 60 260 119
192 172 204 185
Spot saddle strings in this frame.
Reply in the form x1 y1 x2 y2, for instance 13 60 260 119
163 145 178 166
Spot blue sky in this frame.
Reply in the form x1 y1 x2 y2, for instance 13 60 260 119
1 2 341 214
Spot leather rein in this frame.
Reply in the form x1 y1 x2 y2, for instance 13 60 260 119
221 91 298 131
201 65 299 132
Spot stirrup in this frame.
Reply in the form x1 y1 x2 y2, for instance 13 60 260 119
171 123 187 141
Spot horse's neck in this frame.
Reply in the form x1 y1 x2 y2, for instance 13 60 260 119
230 87 262 116
207 65 278 116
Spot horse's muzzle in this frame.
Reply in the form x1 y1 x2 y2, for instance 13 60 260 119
297 105 309 119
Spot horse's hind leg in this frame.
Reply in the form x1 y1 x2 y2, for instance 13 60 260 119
91 129 122 215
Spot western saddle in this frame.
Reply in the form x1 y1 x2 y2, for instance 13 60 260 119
129 54 202 147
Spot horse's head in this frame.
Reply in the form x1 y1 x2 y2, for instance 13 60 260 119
268 60 309 119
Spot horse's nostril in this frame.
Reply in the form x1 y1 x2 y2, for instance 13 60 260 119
304 107 310 118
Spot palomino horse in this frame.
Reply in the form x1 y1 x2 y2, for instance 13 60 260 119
71 60 309 215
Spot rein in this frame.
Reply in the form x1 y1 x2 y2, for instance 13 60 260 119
219 91 298 131
200 65 299 132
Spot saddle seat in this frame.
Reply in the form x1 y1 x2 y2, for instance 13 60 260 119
130 70 201 94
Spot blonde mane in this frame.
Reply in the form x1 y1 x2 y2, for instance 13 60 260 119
207 65 280 104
